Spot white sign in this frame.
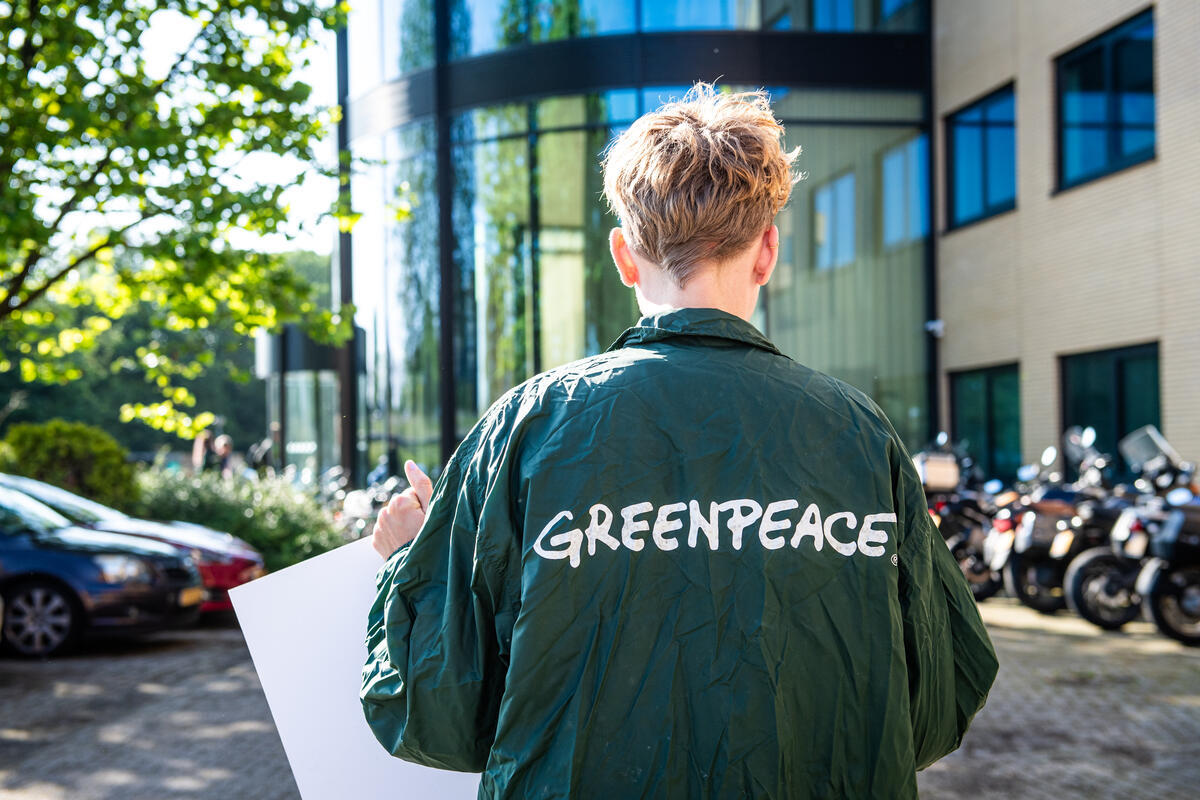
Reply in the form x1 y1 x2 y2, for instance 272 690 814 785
230 537 482 799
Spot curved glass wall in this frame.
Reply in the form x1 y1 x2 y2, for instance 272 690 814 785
348 0 435 100
341 0 933 474
438 86 929 446
451 0 926 60
351 120 441 475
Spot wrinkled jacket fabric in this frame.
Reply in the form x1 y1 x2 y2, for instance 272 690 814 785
361 308 998 799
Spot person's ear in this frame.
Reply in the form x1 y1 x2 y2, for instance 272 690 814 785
752 225 779 287
609 228 639 288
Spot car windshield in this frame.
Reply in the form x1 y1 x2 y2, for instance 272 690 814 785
0 486 72 535
0 473 125 525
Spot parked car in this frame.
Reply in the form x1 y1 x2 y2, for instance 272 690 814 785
0 486 204 657
0 474 264 613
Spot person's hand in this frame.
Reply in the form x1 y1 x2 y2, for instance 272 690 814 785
371 460 434 559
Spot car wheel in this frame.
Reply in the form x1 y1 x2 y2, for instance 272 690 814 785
2 579 81 658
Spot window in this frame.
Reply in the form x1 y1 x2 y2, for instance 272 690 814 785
814 172 855 270
882 134 928 247
880 0 916 19
1061 343 1159 478
951 365 1021 482
812 0 854 31
946 85 1015 228
1057 10 1155 189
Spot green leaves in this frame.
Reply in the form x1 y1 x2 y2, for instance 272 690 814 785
0 1 351 437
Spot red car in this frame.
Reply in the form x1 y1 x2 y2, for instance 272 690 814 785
0 473 264 613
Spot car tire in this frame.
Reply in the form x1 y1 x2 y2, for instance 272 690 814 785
1 579 83 658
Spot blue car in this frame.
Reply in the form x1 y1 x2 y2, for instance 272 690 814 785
0 486 204 658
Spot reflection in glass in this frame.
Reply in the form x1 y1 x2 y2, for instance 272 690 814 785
1058 10 1154 187
882 134 927 247
537 127 639 364
349 135 390 472
448 1 927 59
381 0 436 79
365 89 931 452
453 131 534 428
814 172 855 270
347 0 381 100
769 121 928 446
451 0 527 58
812 0 854 32
641 0 758 30
532 0 636 42
384 122 441 469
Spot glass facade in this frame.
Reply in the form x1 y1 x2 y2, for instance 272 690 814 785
946 85 1015 228
1061 343 1160 479
950 364 1020 483
342 4 933 476
350 121 442 474
1057 9 1155 189
449 0 927 59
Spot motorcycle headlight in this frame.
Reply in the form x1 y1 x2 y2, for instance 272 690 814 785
93 554 151 584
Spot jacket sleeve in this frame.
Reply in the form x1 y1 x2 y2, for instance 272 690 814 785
889 432 999 770
360 404 522 772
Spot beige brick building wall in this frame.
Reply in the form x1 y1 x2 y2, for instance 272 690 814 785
934 0 1200 466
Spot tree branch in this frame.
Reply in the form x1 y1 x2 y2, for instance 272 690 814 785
3 12 219 314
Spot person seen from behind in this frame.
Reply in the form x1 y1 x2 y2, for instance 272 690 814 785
362 82 999 799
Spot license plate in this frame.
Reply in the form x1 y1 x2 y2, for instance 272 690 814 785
1049 530 1076 559
179 586 206 607
1125 531 1148 559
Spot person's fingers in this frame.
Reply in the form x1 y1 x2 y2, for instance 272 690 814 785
404 459 434 510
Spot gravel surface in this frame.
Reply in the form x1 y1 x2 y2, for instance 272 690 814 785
1 601 1197 799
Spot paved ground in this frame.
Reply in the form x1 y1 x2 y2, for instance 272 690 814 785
0 601 1197 799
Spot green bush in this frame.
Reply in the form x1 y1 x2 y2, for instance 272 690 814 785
1 419 139 511
132 467 345 571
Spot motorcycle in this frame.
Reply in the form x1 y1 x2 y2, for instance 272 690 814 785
985 428 1122 614
1065 425 1197 633
1120 425 1200 645
915 433 1003 601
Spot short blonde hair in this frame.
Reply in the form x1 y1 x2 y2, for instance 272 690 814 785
602 83 800 286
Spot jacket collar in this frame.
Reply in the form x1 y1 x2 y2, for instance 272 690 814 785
607 307 784 357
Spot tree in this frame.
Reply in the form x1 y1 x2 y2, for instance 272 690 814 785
0 0 352 438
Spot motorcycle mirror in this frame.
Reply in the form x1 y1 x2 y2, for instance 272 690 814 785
1081 427 1097 448
1041 445 1058 467
983 479 1003 494
1017 464 1038 482
935 431 949 447
1166 487 1194 507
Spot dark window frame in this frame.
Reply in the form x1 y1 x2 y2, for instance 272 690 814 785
949 362 1020 481
943 82 1016 230
1054 7 1156 192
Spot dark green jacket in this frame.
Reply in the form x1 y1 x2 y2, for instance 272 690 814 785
361 308 998 799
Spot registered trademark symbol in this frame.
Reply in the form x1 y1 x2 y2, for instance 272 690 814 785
891 554 899 566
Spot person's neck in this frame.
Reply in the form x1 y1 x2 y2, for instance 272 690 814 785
635 266 755 321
